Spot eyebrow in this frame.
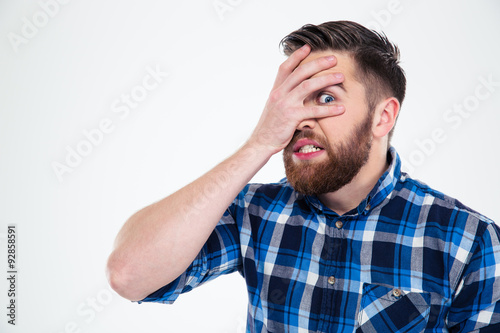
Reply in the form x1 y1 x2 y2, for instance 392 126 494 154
331 82 347 93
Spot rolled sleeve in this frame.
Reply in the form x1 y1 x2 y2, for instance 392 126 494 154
448 222 500 332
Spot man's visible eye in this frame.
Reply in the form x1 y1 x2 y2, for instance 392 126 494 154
317 93 335 104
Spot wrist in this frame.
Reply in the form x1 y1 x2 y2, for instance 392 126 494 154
243 138 282 160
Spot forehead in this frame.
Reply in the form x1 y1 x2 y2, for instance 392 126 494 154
299 50 358 80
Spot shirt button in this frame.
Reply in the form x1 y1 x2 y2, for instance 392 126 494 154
335 221 343 229
365 203 371 211
392 289 402 297
328 276 335 285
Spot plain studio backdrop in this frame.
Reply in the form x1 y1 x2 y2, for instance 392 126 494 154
1 0 499 332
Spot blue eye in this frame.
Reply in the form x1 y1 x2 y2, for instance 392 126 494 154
318 93 335 104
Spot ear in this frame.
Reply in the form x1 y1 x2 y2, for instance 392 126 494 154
372 97 400 138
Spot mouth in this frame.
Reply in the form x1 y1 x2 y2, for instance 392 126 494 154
292 139 326 160
296 144 323 153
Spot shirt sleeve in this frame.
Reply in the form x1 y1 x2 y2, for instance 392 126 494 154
137 203 243 304
447 222 500 332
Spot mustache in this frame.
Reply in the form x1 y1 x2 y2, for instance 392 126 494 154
286 129 330 150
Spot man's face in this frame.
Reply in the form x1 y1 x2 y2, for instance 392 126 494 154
283 51 374 196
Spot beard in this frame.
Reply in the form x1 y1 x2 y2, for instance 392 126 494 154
283 113 373 196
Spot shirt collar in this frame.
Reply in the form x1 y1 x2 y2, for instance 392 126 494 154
301 147 401 217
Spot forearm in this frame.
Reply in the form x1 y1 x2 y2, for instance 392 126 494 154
106 143 271 301
107 46 345 301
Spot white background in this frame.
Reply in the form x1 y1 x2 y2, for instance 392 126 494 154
1 0 499 332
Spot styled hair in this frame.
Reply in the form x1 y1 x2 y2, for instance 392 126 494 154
280 20 406 141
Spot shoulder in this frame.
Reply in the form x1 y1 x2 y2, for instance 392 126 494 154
237 178 297 206
226 178 307 227
394 171 496 236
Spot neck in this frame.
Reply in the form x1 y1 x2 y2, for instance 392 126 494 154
318 145 389 216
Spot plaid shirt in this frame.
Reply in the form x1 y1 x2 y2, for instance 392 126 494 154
141 148 500 332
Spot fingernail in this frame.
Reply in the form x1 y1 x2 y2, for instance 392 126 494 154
334 73 343 79
326 56 335 62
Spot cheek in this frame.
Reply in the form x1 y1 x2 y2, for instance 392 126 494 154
317 121 344 149
317 111 352 142
318 103 370 144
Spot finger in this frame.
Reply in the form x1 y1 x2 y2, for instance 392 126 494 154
300 104 346 120
279 55 338 94
272 44 311 90
289 72 345 104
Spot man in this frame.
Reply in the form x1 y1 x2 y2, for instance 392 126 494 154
106 21 500 332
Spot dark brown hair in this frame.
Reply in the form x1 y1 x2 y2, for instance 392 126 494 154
280 20 406 141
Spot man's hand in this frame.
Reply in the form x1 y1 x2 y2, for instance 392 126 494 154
248 44 345 155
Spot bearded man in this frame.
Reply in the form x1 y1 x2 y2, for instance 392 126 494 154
106 21 500 332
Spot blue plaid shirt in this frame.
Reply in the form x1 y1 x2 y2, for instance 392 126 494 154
141 148 500 332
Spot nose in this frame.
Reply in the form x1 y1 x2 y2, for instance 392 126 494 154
297 119 317 131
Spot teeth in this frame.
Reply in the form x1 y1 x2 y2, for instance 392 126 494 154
299 144 322 154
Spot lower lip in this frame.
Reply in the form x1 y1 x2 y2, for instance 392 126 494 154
293 150 325 160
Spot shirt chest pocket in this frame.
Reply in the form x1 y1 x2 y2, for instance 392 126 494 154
356 283 431 333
